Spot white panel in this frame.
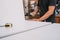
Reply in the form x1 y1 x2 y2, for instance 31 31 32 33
0 23 60 40
0 20 51 38
0 0 25 26
0 0 27 38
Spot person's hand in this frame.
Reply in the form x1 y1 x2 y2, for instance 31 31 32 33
32 18 43 22
30 12 36 17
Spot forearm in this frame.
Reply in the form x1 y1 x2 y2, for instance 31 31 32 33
39 6 55 21
39 10 54 20
34 6 39 13
30 6 39 16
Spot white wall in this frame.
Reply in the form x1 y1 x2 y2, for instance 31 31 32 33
0 0 25 26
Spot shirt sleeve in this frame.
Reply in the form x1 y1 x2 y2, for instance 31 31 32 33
49 0 57 6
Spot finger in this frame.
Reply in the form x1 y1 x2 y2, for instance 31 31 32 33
33 19 38 21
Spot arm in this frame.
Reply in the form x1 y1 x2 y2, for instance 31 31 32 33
30 6 39 16
39 0 57 21
39 6 55 21
34 6 39 13
33 0 56 21
30 0 39 16
33 6 55 21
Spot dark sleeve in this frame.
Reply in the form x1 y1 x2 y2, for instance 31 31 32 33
49 0 57 6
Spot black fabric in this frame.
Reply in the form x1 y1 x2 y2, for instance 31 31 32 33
37 0 57 23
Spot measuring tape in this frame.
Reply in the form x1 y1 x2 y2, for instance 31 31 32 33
0 23 13 28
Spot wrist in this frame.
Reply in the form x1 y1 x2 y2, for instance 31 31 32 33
39 18 46 22
39 18 43 21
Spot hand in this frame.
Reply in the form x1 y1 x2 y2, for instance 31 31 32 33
30 12 36 17
32 18 43 22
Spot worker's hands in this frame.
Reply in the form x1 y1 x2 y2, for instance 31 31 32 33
32 18 43 22
30 12 36 17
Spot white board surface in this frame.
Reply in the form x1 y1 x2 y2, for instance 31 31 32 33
0 0 25 26
0 23 60 40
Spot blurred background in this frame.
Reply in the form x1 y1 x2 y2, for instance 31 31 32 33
23 0 60 23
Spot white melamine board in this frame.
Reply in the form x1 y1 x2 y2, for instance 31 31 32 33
0 0 25 38
0 0 25 26
0 20 51 38
0 23 60 40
